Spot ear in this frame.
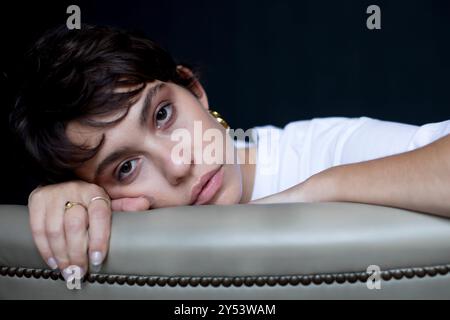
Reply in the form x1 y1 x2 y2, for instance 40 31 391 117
176 65 209 110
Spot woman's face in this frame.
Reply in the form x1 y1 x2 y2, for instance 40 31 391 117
66 80 244 209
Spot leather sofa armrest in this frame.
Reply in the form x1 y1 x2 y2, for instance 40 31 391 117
1 202 450 299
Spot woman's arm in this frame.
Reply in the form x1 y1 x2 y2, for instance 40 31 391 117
252 133 450 217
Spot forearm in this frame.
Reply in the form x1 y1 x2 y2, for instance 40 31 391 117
303 134 450 217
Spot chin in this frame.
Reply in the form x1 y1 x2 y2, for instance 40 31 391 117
212 187 242 205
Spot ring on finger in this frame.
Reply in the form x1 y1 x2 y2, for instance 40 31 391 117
64 201 87 212
89 196 111 207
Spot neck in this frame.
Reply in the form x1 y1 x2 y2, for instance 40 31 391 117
237 146 257 203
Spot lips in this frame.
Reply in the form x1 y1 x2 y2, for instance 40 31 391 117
190 165 224 205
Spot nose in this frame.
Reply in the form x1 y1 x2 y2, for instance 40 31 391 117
152 139 193 186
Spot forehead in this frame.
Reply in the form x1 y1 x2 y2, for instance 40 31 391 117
65 81 158 148
65 98 135 150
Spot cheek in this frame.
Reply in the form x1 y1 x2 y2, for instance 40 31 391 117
216 164 243 205
104 161 167 200
178 100 220 132
132 161 168 193
105 180 167 207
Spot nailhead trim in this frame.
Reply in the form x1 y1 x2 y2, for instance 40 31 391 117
1 264 449 287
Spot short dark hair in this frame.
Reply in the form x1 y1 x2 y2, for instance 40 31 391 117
10 24 198 184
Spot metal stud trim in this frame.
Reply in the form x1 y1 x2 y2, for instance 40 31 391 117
1 264 449 287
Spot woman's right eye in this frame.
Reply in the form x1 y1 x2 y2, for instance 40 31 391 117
116 159 138 181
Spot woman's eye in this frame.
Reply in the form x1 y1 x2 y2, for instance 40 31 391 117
116 159 138 181
155 103 173 128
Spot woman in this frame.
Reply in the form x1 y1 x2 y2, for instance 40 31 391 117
10 24 450 280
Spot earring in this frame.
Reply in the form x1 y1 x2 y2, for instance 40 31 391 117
209 110 230 129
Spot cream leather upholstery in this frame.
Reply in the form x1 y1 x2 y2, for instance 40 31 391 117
1 202 450 299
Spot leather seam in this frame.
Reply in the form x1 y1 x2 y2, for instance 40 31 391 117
1 264 449 287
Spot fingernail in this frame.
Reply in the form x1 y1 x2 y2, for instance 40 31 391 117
78 267 85 278
47 257 58 270
90 251 103 266
62 266 85 282
90 262 102 273
90 251 103 273
62 267 71 281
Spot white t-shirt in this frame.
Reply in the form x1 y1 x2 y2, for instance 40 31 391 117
249 116 450 201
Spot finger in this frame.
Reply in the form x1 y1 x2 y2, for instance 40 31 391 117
86 196 112 272
64 205 89 276
28 196 58 270
45 202 71 271
111 196 152 212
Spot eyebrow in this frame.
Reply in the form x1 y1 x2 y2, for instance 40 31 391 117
94 146 135 181
93 82 166 180
140 82 165 127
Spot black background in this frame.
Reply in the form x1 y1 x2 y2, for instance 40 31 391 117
1 0 449 204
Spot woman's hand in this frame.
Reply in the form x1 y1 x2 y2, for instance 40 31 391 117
27 180 151 280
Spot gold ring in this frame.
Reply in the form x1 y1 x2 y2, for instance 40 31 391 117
89 196 111 207
64 201 86 211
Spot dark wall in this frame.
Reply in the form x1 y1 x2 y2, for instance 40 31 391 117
1 0 449 204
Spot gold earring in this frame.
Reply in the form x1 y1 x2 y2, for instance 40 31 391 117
209 110 230 129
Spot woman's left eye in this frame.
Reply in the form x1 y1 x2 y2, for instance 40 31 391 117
155 103 173 128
